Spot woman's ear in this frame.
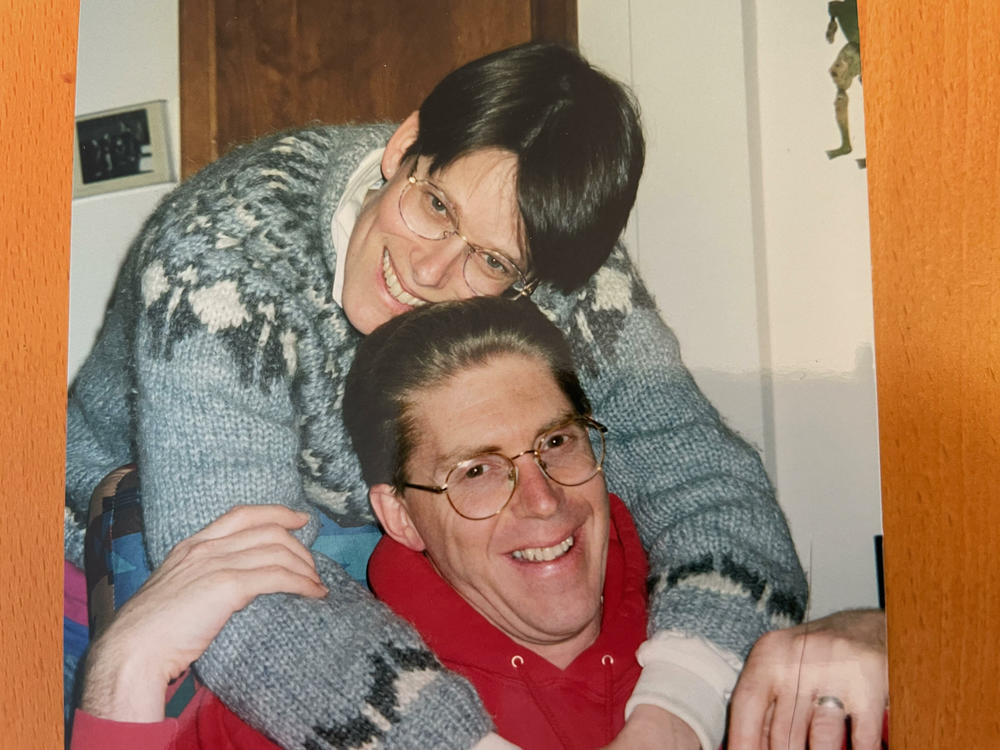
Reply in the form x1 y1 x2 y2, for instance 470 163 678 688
381 111 420 180
369 484 426 551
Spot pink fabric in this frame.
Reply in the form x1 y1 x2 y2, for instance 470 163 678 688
65 561 88 626
70 686 281 750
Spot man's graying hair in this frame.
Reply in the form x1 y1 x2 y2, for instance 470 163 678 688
404 41 644 292
343 297 591 491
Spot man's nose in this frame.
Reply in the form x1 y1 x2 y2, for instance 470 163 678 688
509 455 562 519
408 234 468 291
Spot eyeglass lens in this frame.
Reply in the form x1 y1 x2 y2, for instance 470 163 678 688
399 178 525 296
446 420 605 520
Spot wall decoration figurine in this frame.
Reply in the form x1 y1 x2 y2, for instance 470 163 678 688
825 0 865 167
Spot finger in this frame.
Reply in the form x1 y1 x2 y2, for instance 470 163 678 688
207 563 329 610
170 541 326 593
174 520 319 572
807 699 848 750
727 685 773 750
848 705 886 750
768 692 809 750
190 504 312 543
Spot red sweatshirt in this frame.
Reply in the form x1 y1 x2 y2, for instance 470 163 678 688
369 494 649 750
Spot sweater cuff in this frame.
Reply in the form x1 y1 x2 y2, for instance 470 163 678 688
471 731 521 749
625 631 742 750
70 709 179 750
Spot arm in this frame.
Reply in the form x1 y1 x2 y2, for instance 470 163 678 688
132 324 495 749
533 245 808 749
728 609 888 750
74 505 326 749
109 126 497 749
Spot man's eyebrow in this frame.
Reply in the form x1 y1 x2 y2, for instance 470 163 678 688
431 409 579 471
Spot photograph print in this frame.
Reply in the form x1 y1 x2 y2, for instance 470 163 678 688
73 100 174 198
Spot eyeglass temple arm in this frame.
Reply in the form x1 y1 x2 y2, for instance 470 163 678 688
402 481 448 495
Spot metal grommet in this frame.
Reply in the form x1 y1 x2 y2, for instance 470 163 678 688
601 654 614 666
511 655 524 668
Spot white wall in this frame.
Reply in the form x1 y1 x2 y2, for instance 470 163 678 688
69 0 180 380
580 1 882 617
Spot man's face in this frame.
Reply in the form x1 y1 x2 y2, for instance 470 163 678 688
396 354 610 663
341 137 525 335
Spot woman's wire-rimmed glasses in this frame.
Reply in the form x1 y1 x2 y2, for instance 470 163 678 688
403 416 607 521
398 162 537 298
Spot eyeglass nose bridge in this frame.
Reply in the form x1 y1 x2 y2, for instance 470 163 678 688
508 447 548 476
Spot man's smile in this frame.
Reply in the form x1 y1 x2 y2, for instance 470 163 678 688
511 535 575 562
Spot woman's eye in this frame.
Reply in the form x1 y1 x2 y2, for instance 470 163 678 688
429 194 447 214
485 254 509 271
478 252 514 278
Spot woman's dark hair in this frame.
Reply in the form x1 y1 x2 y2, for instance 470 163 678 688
404 42 644 292
343 297 590 490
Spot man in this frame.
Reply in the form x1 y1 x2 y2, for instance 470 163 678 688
73 299 885 750
66 42 805 749
347 297 685 748
73 298 687 748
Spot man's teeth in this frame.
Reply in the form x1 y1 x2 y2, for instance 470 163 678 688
511 536 574 562
382 250 426 307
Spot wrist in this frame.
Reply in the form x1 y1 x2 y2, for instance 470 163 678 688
81 633 169 722
621 705 700 750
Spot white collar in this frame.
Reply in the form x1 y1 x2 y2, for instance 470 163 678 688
331 147 385 306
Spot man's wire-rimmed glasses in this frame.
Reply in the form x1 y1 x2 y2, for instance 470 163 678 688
403 416 607 521
398 162 537 298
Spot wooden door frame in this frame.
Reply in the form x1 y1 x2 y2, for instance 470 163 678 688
4 1 999 746
178 0 576 179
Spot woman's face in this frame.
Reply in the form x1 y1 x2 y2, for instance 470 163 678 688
340 118 526 334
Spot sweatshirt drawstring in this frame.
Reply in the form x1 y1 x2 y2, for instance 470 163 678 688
601 654 615 744
510 653 618 749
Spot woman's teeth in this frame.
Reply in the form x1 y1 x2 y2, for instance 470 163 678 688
382 250 426 307
511 536 574 562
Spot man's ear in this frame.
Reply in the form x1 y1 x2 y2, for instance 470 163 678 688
370 483 426 551
381 110 420 181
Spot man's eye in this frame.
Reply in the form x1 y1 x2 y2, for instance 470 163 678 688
464 463 490 480
544 432 570 450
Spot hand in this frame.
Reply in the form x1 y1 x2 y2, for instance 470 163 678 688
81 504 328 722
600 705 700 750
727 609 888 750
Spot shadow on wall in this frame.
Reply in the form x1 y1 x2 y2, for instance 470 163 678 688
690 344 883 616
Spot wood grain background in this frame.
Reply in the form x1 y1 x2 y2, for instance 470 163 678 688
0 0 77 746
862 2 1000 745
4 1 1000 747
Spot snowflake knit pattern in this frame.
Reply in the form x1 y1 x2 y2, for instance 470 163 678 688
66 124 807 748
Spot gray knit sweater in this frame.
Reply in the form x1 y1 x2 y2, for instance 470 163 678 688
66 124 807 749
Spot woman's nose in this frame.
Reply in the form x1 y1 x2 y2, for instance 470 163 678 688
407 235 469 292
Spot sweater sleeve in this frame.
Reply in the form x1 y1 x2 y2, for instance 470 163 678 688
131 324 495 749
533 245 808 734
70 125 496 749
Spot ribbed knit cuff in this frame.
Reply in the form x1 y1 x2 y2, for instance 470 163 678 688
625 631 742 750
471 732 521 749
